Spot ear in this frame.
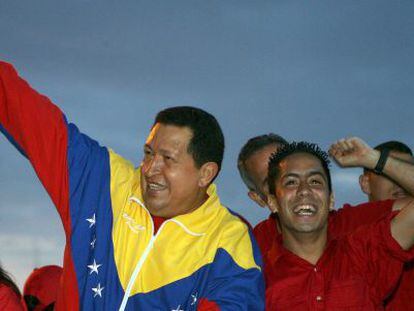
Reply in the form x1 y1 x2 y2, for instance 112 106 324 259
359 174 371 195
329 192 335 211
248 191 267 208
198 162 219 187
267 195 279 213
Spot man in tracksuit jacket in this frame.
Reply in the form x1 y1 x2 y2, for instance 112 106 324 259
0 61 264 310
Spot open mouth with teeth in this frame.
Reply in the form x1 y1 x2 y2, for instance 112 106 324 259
147 181 167 192
293 204 317 216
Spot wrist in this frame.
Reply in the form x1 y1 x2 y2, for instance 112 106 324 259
373 149 390 174
365 149 380 170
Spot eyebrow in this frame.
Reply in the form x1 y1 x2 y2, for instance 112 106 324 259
282 170 326 179
144 144 177 157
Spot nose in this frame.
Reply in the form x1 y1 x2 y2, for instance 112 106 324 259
142 155 162 177
297 181 311 197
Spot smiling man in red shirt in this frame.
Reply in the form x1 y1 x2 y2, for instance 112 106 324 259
238 134 397 263
264 138 414 310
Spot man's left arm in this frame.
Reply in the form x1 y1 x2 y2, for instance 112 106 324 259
198 228 265 311
329 200 393 237
345 203 414 304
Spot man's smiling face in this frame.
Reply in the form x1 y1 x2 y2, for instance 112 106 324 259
140 123 205 218
271 152 333 234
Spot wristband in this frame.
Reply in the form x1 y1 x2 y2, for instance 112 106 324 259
373 149 390 174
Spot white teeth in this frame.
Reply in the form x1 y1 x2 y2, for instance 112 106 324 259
297 210 313 216
294 205 316 215
148 183 165 190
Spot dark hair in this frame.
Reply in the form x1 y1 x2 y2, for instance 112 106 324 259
267 141 332 195
237 133 288 191
154 106 225 177
364 140 412 173
0 265 21 297
374 141 412 155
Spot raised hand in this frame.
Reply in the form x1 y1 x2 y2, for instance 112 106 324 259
328 137 379 169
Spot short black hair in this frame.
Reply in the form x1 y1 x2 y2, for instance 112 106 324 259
237 133 288 191
374 141 412 155
268 141 332 195
154 106 225 177
364 140 412 173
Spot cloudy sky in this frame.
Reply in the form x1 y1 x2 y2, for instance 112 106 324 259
1 0 413 287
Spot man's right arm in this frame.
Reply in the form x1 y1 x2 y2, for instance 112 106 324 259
0 61 102 235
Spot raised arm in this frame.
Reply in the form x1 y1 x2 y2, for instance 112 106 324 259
0 61 71 226
0 61 108 236
329 137 414 210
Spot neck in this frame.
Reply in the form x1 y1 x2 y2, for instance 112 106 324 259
281 226 327 265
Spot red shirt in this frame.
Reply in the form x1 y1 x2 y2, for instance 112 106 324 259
265 212 414 310
384 261 414 311
253 200 394 260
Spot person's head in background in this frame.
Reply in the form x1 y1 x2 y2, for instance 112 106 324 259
359 141 414 201
238 133 288 210
24 265 63 311
0 264 20 297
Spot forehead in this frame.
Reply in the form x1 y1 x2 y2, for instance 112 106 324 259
146 123 193 151
279 152 326 177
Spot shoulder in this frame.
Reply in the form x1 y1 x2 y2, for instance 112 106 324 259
211 206 262 270
253 215 277 236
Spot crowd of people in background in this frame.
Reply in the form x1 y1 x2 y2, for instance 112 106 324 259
1 60 414 310
0 264 62 310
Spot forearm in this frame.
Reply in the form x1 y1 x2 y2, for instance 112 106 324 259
382 154 414 197
391 199 414 250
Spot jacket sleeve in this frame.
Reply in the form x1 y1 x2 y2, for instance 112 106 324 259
0 61 74 232
0 61 107 235
198 229 265 311
329 200 393 238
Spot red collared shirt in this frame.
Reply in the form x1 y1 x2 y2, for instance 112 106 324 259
265 212 414 310
253 200 394 262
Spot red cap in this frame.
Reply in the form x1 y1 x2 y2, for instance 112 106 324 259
23 265 62 308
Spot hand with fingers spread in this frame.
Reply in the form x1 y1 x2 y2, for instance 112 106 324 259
329 137 380 169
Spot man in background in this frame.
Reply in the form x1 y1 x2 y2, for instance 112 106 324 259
358 140 414 310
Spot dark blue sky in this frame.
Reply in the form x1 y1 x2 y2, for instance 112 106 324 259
1 0 413 286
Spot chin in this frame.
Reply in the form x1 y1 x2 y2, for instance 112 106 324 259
144 199 165 213
294 222 323 233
